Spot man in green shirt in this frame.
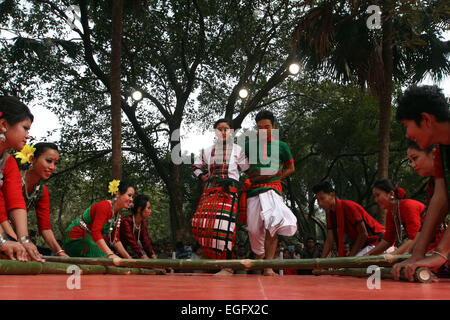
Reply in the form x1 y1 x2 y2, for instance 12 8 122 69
244 110 297 276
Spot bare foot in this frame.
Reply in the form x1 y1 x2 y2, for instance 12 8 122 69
263 268 279 276
215 268 234 276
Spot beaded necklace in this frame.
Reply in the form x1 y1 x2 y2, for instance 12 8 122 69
21 170 44 210
132 215 142 242
108 199 122 244
392 199 404 245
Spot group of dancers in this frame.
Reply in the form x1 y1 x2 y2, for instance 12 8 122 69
0 96 156 262
191 110 297 275
190 85 449 278
0 84 448 281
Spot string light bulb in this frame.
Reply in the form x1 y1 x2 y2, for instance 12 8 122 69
288 63 301 75
238 88 249 99
131 90 143 101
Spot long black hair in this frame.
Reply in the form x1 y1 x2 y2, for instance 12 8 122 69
109 180 134 196
0 96 34 125
131 194 150 215
34 142 58 159
373 179 406 199
213 118 232 129
406 139 435 154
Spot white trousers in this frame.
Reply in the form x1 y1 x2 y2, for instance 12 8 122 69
247 190 297 256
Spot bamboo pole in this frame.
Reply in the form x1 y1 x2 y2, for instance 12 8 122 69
312 266 433 283
41 262 77 274
0 259 43 275
78 264 108 275
42 254 413 270
0 260 162 275
105 266 159 275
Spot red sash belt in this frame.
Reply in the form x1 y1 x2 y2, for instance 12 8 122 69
204 186 238 195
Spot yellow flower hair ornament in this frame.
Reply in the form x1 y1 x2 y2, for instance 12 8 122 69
15 144 36 164
108 179 120 196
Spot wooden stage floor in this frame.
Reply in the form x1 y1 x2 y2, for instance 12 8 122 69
1 273 449 300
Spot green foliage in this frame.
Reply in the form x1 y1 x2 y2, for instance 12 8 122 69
1 1 447 244
294 0 450 87
273 80 431 236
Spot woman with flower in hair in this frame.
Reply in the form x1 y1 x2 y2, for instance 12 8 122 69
15 142 68 257
0 96 43 262
62 180 135 258
368 178 425 255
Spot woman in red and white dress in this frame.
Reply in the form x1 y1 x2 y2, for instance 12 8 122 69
191 118 249 275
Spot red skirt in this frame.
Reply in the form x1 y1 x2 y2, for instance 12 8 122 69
191 187 238 259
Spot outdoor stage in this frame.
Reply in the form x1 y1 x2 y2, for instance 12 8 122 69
1 273 449 300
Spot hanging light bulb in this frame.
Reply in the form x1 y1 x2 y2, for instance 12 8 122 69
238 88 249 99
131 90 143 101
288 62 301 75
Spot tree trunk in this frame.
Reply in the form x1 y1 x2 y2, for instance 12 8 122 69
377 89 392 181
111 0 123 180
120 105 190 243
377 1 393 181
374 2 394 225
167 159 191 242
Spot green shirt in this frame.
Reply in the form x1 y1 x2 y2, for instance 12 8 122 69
244 138 293 198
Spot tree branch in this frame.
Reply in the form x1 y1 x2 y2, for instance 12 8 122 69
121 102 171 184
78 0 111 90
50 147 148 178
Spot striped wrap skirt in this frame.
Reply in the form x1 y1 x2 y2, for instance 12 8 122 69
191 185 238 259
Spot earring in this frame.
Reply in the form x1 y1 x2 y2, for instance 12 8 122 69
389 195 395 202
0 127 6 142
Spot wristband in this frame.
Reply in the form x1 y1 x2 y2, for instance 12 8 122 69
0 233 7 247
107 252 115 257
432 250 448 262
55 249 65 255
19 235 31 244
